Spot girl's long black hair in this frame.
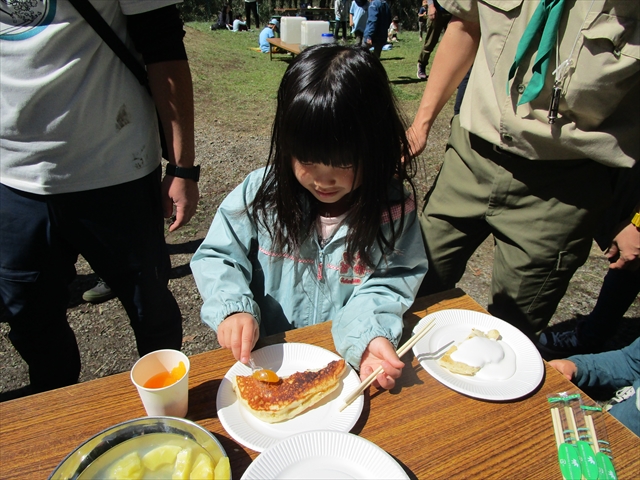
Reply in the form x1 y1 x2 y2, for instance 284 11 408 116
251 44 417 268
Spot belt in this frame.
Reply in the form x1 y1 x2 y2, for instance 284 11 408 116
468 132 530 163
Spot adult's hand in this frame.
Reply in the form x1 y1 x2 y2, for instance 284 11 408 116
606 221 640 271
148 60 198 232
406 123 428 158
409 17 479 159
162 175 199 231
359 337 405 390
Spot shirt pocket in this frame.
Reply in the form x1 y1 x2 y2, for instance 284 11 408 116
564 13 640 130
477 0 524 75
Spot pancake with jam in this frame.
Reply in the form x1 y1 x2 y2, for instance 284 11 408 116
232 359 347 423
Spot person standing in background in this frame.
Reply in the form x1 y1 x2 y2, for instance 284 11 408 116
416 0 451 80
417 0 428 40
349 0 368 47
244 0 260 30
334 0 349 42
0 0 198 394
363 0 390 58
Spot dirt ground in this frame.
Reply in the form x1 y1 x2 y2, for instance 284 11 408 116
1 113 639 402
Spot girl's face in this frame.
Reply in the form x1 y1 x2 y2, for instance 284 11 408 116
292 158 361 216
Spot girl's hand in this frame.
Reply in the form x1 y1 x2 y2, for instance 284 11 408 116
217 313 259 364
548 359 578 382
359 337 405 390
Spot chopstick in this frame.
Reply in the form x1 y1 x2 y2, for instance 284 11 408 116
584 414 600 453
339 316 436 412
550 408 565 448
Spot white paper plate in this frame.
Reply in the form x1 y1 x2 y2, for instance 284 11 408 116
241 430 409 479
412 309 544 400
217 343 364 452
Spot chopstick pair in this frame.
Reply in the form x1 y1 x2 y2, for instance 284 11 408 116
339 317 436 412
550 402 617 480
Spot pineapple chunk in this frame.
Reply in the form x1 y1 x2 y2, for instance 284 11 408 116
213 456 231 480
142 445 182 471
108 451 144 480
172 448 193 480
189 453 214 480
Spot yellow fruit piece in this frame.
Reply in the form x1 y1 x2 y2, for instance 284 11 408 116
172 448 193 480
213 456 231 480
189 453 214 480
171 361 187 381
109 451 144 480
142 445 182 471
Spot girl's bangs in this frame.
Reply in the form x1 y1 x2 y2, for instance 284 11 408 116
279 92 359 169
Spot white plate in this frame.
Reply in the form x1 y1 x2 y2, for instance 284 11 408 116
412 309 544 400
216 343 364 452
241 430 409 479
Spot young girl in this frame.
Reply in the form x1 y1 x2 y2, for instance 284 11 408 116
191 45 428 390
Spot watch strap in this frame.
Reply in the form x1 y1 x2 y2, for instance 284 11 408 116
165 164 200 181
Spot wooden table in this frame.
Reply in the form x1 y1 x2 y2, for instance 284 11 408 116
267 38 301 61
274 8 299 16
1 289 638 479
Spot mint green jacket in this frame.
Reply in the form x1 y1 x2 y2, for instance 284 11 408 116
191 168 428 369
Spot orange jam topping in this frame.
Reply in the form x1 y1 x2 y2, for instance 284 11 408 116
252 368 280 383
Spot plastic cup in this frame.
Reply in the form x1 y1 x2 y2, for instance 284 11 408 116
130 349 190 417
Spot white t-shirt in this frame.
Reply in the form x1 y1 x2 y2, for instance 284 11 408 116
0 0 181 195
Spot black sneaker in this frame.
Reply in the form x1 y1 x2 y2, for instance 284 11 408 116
417 63 427 80
538 328 585 359
538 315 607 359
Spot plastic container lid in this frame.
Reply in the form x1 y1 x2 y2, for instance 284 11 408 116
321 33 335 43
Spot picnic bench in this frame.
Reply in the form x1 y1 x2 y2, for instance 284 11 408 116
267 38 301 60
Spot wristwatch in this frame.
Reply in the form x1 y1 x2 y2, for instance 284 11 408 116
631 212 640 228
165 163 200 182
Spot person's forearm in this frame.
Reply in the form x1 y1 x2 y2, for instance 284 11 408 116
411 17 479 139
147 60 195 168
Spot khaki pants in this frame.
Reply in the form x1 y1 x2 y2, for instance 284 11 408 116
419 117 614 338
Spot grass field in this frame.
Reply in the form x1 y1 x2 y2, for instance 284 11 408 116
185 22 442 135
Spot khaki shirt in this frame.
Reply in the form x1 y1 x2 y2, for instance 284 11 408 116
441 0 639 167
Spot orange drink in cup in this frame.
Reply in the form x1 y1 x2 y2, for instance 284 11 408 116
131 349 190 417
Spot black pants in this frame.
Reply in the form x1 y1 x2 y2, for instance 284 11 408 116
334 20 347 40
244 1 260 29
0 168 182 392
